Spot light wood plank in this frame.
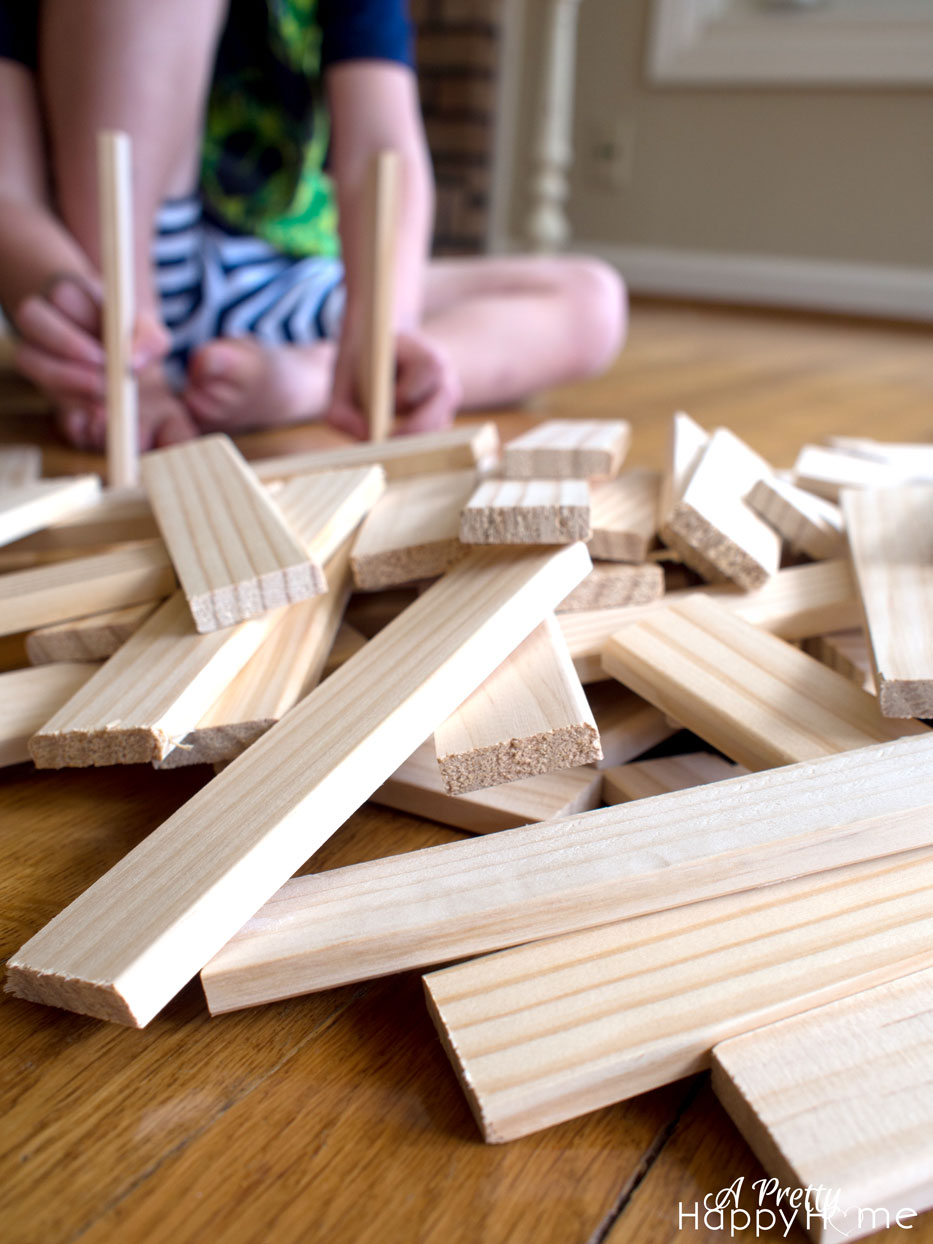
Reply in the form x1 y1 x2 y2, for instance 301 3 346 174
425 848 933 1143
747 475 845 560
586 681 677 770
141 433 325 632
659 410 708 520
0 476 101 548
350 471 475 589
0 444 42 486
843 485 933 718
26 602 161 665
602 753 745 803
556 561 663 612
273 466 386 567
827 435 933 473
712 969 933 1244
460 479 590 544
5 488 156 551
434 615 601 794
502 419 630 480
197 733 933 1012
0 540 176 637
803 628 874 693
7 542 591 1026
792 445 908 501
0 663 98 767
587 469 660 562
602 596 925 772
357 151 399 443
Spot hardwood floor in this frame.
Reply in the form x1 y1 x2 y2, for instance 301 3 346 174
1 299 932 1244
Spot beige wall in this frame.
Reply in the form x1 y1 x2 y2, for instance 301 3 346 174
508 0 933 268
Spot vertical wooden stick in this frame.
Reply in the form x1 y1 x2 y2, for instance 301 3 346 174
357 151 400 444
98 131 139 488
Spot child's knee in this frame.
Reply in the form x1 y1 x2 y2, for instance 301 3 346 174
560 257 627 376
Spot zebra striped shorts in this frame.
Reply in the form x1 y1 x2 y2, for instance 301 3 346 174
153 195 346 387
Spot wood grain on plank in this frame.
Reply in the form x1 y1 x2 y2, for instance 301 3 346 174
5 488 156 551
460 479 590 544
357 151 399 443
0 443 41 486
198 734 933 1012
587 469 660 562
503 419 630 480
141 434 325 632
26 601 161 665
8 542 591 1026
556 561 663 612
274 466 386 567
792 445 907 501
602 753 745 804
0 662 98 767
434 615 601 794
0 476 101 547
746 475 845 560
803 628 874 693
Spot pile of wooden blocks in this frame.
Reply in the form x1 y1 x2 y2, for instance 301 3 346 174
3 415 933 1243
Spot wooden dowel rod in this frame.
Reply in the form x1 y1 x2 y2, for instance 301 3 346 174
358 150 400 444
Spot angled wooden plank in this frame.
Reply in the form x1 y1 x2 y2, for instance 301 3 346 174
29 592 285 767
586 681 677 770
251 422 499 483
0 541 175 637
197 734 933 1012
712 969 933 1244
434 615 600 794
843 485 933 718
602 596 925 772
792 445 908 501
7 542 591 1026
560 558 859 684
322 621 367 678
556 561 663 612
0 662 98 767
803 628 874 693
0 476 101 547
660 428 780 589
141 434 325 632
154 542 354 769
374 738 602 834
350 471 475 590
659 410 708 521
502 419 630 480
6 488 156 551
99 131 138 488
26 601 161 665
460 479 590 544
357 150 399 443
827 435 933 474
602 753 745 803
587 468 660 562
425 848 933 1143
274 466 385 566
0 444 42 487
746 475 845 560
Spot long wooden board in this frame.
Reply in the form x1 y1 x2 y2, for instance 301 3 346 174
746 475 845 560
7 542 591 1026
0 476 101 548
434 615 600 794
792 445 908 501
424 848 933 1143
6 488 157 552
843 485 933 718
26 602 161 665
712 969 933 1244
460 479 590 544
141 434 325 632
0 662 98 767
197 734 933 1012
602 596 924 771
587 469 660 562
274 466 386 567
602 753 745 803
555 561 663 612
502 419 630 480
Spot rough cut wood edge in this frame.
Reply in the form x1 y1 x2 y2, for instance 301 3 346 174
0 444 42 487
586 682 677 770
460 479 591 545
7 542 591 1026
712 968 933 1244
556 561 663 612
425 848 933 1144
350 471 475 590
141 433 326 632
0 540 176 638
587 469 660 562
602 596 925 772
602 753 745 803
196 733 933 1013
435 615 601 794
26 601 161 665
0 476 102 548
502 419 631 480
251 422 500 483
746 475 845 561
357 151 399 443
843 485 933 719
0 663 99 767
802 629 874 693
374 738 602 834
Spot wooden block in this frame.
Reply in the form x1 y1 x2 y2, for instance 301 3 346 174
0 541 176 637
350 471 475 590
98 131 139 489
0 444 42 487
5 488 157 551
322 621 368 679
586 681 677 769
792 445 904 501
141 434 326 632
197 733 933 1012
827 435 933 475
803 628 874 693
602 596 925 772
660 427 781 589
602 752 745 803
746 475 845 560
273 466 386 566
374 738 602 834
560 558 859 684
154 542 354 769
7 542 591 1026
502 419 630 480
434 615 601 794
26 601 161 665
660 410 709 520
843 485 933 718
357 151 399 443
0 476 101 547
0 662 98 767
556 561 663 612
251 422 500 484
712 969 933 1244
460 480 590 545
587 469 660 562
425 848 933 1143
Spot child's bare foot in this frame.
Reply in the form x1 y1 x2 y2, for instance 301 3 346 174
183 337 335 432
